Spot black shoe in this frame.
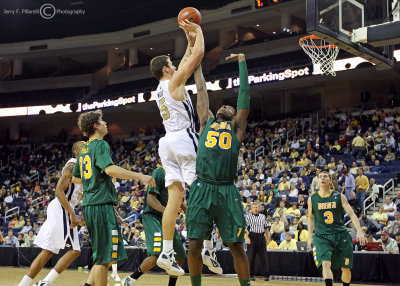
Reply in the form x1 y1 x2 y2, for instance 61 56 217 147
264 276 270 281
250 277 255 281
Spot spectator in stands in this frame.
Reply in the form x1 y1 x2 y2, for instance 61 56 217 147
348 191 360 217
395 233 400 249
352 133 366 159
359 215 380 235
129 229 144 246
315 155 326 170
270 217 285 242
367 178 381 205
286 202 301 219
289 173 299 186
15 215 25 228
372 206 389 228
394 191 400 211
32 222 41 234
4 191 13 204
298 209 308 228
289 218 298 232
8 216 18 228
20 220 32 234
17 233 25 246
278 177 290 192
288 185 298 197
370 160 387 174
280 194 291 208
80 233 91 248
278 232 297 251
297 194 307 209
378 232 399 254
355 168 369 210
387 212 400 236
383 196 396 219
3 229 19 246
342 169 355 200
294 222 308 242
310 171 320 195
384 148 395 161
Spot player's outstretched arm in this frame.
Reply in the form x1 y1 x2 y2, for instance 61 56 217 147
194 64 213 134
227 53 249 143
307 197 314 250
104 165 156 187
341 194 367 245
56 163 78 228
177 31 195 71
169 20 204 100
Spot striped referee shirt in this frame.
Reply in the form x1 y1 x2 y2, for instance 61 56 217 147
246 213 268 234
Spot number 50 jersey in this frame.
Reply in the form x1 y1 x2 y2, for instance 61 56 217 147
311 190 347 235
73 139 118 206
196 118 241 184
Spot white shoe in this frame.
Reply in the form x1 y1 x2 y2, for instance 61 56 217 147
202 247 223 274
156 250 185 276
111 272 121 282
121 276 136 286
34 281 51 286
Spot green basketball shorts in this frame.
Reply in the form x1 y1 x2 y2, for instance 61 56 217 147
142 213 186 259
312 231 353 269
187 178 246 243
82 204 127 265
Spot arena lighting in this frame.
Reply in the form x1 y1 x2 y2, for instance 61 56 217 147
0 49 399 118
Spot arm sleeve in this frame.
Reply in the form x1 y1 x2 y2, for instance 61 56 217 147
237 61 250 110
72 159 81 178
147 168 164 196
94 141 114 173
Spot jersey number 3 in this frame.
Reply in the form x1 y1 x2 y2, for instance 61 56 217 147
205 131 232 150
159 98 170 120
79 155 92 179
323 211 334 224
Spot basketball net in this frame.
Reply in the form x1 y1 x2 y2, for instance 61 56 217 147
299 35 339 76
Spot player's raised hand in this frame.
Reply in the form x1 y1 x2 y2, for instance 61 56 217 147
70 213 79 229
225 53 245 62
141 175 156 188
185 31 196 47
179 19 201 33
356 230 367 246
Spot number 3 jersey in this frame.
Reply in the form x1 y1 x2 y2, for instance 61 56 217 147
155 80 196 133
72 139 118 207
196 118 240 184
311 190 347 235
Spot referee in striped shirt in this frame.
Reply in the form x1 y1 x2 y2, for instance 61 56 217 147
245 203 271 281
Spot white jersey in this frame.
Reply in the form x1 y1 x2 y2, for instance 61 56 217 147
62 158 82 208
155 80 196 133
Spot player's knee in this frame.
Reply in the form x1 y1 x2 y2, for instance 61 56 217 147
322 260 332 269
42 250 54 259
341 267 350 273
188 239 203 255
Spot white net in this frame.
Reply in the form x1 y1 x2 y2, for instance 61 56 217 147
299 36 340 76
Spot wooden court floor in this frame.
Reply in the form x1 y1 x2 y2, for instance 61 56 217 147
0 267 383 286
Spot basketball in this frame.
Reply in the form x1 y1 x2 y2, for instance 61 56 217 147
177 7 202 25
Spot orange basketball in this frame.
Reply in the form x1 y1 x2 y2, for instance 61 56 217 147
177 7 202 25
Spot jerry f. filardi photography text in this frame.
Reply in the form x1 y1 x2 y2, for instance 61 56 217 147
3 3 85 19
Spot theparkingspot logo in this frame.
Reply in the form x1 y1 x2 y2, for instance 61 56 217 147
2 3 85 19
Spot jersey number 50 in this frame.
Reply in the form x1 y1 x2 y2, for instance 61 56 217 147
205 131 232 150
79 155 92 179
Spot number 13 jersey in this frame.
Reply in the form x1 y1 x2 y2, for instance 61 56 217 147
155 80 196 133
311 190 347 235
196 118 240 184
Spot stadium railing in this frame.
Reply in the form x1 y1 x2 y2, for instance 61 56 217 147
7 153 15 167
5 206 20 220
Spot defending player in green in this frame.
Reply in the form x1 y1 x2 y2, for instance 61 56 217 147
308 171 366 286
187 53 251 286
72 110 155 286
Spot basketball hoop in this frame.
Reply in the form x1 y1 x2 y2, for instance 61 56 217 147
299 35 339 76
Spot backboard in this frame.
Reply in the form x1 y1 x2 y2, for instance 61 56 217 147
306 0 395 69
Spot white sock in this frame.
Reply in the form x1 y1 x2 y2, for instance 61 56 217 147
203 240 213 249
18 275 33 286
163 240 173 252
112 263 118 274
43 269 59 282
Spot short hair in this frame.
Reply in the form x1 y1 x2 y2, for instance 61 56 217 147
77 110 103 137
150 55 170 80
72 141 85 156
318 170 330 177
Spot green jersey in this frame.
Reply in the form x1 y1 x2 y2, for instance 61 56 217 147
311 190 347 235
72 139 118 206
143 167 168 218
196 118 240 184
